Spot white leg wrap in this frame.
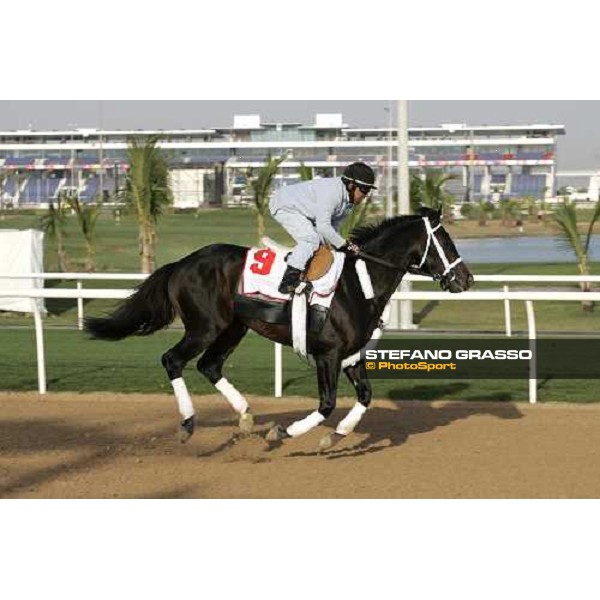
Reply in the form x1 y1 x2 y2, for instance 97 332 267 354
341 326 384 369
292 294 308 358
356 259 374 299
341 350 361 369
171 377 195 420
215 377 248 415
342 350 360 369
286 410 325 438
335 402 367 436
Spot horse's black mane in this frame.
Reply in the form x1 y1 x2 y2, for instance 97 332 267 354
350 208 440 246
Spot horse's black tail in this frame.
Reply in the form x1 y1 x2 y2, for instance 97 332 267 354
84 262 179 341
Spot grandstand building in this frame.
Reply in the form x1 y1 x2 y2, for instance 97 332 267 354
0 114 567 209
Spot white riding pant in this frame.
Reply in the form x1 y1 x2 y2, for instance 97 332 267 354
271 209 322 270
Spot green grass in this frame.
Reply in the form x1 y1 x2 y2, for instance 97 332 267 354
1 327 598 402
412 262 600 333
0 208 294 272
2 258 598 333
2 208 600 401
2 208 600 332
0 208 297 328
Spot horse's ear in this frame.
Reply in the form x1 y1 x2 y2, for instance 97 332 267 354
437 207 443 221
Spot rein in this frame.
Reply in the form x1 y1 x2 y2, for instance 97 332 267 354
355 250 400 270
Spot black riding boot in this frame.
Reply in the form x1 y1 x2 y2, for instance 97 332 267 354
278 265 303 294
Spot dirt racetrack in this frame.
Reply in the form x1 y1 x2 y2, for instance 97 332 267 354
2 391 600 498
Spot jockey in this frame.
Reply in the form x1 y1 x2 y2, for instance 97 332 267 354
269 161 377 294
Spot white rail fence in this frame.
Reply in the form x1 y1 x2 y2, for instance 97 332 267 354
2 272 600 403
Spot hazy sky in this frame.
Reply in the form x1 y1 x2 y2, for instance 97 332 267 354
1 100 599 171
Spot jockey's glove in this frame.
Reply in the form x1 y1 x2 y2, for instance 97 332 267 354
340 241 361 256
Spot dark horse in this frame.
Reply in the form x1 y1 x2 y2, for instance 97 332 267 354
85 208 473 450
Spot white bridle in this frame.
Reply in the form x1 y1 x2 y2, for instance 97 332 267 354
412 217 463 277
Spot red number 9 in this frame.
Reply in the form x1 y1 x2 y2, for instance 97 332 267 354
250 249 276 275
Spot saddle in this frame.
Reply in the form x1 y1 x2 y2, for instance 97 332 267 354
304 244 334 281
234 243 342 331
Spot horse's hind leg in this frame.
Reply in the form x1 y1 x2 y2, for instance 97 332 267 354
319 360 372 451
161 331 214 442
196 320 253 434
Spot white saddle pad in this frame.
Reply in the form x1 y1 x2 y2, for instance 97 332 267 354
240 247 345 308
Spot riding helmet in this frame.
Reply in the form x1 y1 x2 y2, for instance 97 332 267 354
342 162 377 189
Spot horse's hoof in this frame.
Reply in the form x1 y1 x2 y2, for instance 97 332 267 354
239 412 254 435
265 424 290 442
179 416 195 444
319 432 345 452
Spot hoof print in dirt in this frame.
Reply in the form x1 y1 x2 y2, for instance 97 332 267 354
265 424 290 443
319 432 345 452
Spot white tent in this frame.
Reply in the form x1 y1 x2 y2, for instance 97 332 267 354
0 229 46 314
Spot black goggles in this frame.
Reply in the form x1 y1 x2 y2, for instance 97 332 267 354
356 183 374 195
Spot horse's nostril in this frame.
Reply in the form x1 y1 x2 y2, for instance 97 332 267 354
467 274 474 288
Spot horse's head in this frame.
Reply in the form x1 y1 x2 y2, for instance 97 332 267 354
409 208 474 293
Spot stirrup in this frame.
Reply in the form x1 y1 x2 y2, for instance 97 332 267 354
294 281 308 295
278 280 300 294
278 266 303 294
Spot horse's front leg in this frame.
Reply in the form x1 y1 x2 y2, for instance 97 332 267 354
266 352 341 444
319 360 372 451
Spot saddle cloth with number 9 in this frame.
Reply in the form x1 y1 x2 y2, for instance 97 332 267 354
239 246 345 307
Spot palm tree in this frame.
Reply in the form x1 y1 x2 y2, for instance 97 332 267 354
410 169 457 220
298 162 313 181
477 199 494 227
64 190 103 272
119 136 172 273
500 198 520 228
340 196 376 239
40 192 72 272
247 155 286 243
553 199 600 311
520 196 536 220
